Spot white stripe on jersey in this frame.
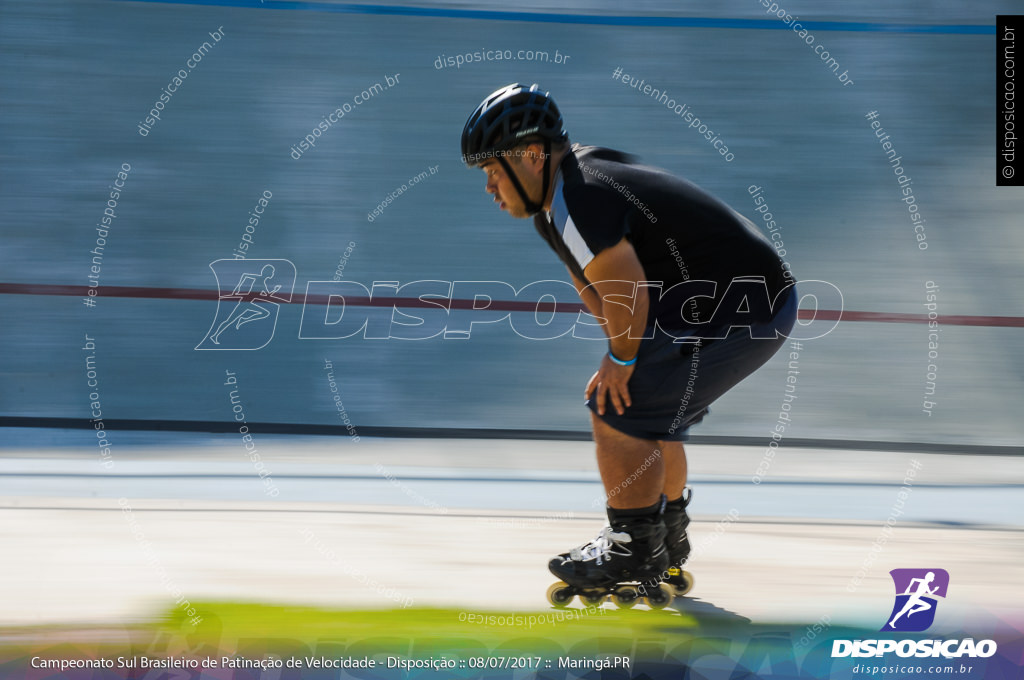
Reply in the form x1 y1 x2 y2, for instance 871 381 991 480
549 172 595 272
561 213 595 272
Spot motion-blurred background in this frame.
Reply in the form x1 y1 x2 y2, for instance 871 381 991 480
2 0 1021 447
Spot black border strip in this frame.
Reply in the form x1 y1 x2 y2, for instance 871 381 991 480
1 417 1020 456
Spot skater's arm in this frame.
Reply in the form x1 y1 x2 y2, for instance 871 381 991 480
584 238 649 358
582 238 650 417
569 271 605 327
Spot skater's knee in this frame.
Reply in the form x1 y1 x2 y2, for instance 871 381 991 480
591 412 655 447
658 440 685 456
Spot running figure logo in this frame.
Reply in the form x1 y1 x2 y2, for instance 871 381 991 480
881 568 950 632
196 259 296 350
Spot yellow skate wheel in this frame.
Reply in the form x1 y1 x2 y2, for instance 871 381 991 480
546 581 574 608
643 583 675 610
579 590 606 607
675 570 695 597
666 567 695 597
611 585 639 609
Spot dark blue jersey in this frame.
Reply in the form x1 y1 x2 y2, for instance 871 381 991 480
534 144 792 331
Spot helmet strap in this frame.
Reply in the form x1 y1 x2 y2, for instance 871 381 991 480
496 139 553 216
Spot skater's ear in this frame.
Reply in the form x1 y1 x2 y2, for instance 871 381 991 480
512 141 547 174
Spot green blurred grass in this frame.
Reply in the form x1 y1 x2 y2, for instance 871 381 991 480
162 601 704 647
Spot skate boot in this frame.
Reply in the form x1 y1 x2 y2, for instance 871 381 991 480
546 498 673 609
662 488 695 597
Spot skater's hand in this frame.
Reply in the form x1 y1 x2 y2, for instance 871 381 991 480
586 353 635 416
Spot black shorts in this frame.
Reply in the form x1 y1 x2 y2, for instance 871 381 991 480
586 287 798 441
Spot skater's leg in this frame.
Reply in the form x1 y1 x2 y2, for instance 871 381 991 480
657 440 693 592
592 412 664 509
659 440 687 501
550 417 669 591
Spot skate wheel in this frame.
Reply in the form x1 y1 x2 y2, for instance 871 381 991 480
579 590 606 607
546 581 574 609
674 570 695 597
665 567 695 598
642 583 675 610
610 585 638 609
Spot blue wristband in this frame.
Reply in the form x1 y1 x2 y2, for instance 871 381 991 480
608 350 638 366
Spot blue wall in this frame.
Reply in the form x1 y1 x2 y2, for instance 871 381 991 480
1 1 1021 447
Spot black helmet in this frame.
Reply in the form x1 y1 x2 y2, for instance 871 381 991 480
461 83 568 167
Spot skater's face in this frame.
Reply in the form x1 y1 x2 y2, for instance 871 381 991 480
479 144 546 218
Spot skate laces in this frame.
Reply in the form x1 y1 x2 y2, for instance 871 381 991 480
569 526 632 564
